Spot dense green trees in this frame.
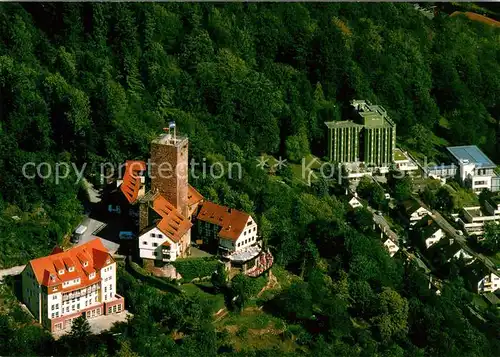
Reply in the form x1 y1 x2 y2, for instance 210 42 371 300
0 2 499 356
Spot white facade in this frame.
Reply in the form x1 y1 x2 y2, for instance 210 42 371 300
222 216 258 253
478 272 500 293
451 249 474 263
22 243 123 333
409 207 431 226
383 239 400 257
458 161 495 193
349 196 363 209
138 227 180 262
424 228 445 249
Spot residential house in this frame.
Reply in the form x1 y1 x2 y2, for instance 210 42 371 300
426 238 475 267
383 238 400 257
348 194 363 209
462 261 500 294
21 238 124 333
419 220 445 249
403 198 431 226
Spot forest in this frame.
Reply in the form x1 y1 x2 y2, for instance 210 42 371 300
0 2 499 356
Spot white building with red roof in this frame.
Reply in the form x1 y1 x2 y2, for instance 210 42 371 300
21 238 124 333
196 201 258 256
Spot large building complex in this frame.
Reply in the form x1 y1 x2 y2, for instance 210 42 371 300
21 239 124 333
325 99 396 168
447 145 500 193
126 130 272 276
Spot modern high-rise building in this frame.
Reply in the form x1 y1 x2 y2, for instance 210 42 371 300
325 100 396 167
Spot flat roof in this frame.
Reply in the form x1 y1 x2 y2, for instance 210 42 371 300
325 121 363 129
394 148 408 161
447 146 496 169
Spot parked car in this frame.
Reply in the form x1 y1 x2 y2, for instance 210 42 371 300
119 231 134 240
71 225 87 243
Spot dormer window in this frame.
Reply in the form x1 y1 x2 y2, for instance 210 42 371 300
89 272 95 279
83 261 88 267
68 266 75 272
106 258 110 264
58 270 64 275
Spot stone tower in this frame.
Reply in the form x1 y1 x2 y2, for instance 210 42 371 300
150 133 189 219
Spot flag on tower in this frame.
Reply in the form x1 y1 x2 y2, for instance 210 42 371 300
168 121 176 129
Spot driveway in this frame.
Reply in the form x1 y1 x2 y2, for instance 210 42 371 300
430 209 497 271
53 311 133 339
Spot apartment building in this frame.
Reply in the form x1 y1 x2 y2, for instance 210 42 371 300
325 99 396 168
22 239 124 333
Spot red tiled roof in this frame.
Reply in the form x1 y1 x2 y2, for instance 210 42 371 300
152 195 192 243
120 160 146 204
450 11 500 27
188 185 203 207
28 238 113 288
196 201 251 241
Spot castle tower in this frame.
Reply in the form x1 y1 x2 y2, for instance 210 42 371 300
150 133 189 219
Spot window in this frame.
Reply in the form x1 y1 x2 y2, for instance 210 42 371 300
108 307 112 314
117 304 122 312
72 305 75 311
68 267 74 272
53 295 57 300
105 287 107 293
247 221 252 226
51 313 55 318
151 233 156 238
153 252 157 256
153 243 158 247
52 305 55 310
66 307 69 312
253 227 256 232
158 234 163 238
77 303 80 309
59 269 64 275
244 231 247 235
142 241 147 245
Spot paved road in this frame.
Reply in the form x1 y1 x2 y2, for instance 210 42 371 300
430 209 497 271
368 206 431 274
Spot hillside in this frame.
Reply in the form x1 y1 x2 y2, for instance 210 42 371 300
0 3 499 357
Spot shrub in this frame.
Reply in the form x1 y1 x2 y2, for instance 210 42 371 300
172 258 220 281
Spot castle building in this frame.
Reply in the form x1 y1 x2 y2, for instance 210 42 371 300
126 129 272 276
325 99 396 168
21 239 124 333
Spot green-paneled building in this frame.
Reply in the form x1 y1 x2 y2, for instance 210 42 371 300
325 100 396 167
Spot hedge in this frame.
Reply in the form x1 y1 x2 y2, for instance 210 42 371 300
172 258 220 281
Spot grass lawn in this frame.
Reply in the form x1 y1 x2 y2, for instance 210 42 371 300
487 252 500 267
216 307 303 353
180 283 226 313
